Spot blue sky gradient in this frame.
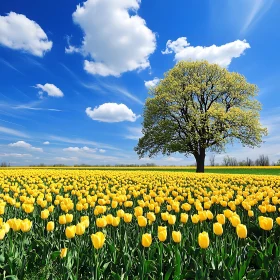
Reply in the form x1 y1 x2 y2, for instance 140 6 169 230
0 0 279 166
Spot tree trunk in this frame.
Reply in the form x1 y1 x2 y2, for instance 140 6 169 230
194 149 205 173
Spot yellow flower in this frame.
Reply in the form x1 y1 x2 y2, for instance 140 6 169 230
230 215 241 227
76 222 86 235
191 214 200 224
66 214 73 223
216 214 225 225
248 210 254 217
213 222 223 236
236 224 247 239
276 217 280 226
91 232 105 249
59 215 67 225
168 215 176 225
111 201 118 208
0 229 5 240
198 232 209 249
112 217 120 227
180 213 188 224
106 214 113 225
65 225 76 239
206 210 213 220
60 248 67 258
96 217 107 228
142 233 152 248
172 231 181 243
117 209 125 218
46 221 55 232
259 216 273 231
134 206 143 217
124 213 132 223
161 212 169 221
147 212 156 222
224 209 233 219
41 209 50 220
158 226 167 242
137 216 147 227
20 219 32 232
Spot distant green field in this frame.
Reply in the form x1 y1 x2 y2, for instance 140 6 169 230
3 166 280 176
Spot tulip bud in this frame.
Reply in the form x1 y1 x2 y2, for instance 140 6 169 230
91 232 105 249
142 233 152 248
47 221 55 232
236 224 247 239
213 222 223 236
172 231 181 243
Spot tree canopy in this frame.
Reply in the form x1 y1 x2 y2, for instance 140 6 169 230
135 61 268 172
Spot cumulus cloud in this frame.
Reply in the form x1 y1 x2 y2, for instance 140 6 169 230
67 0 156 76
86 103 139 123
144 77 160 88
63 146 96 152
99 149 106 153
8 141 43 152
43 141 50 145
162 37 250 67
0 12 52 56
35 83 64 98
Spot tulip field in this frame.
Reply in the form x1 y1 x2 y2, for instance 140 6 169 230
1 169 280 279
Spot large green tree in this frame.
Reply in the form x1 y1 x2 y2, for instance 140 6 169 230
135 61 267 172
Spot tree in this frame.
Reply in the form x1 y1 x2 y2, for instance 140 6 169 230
255 154 270 166
209 154 215 166
135 61 267 172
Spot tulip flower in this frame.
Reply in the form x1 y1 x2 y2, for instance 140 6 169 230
172 231 182 243
66 214 73 223
216 214 225 225
138 216 147 227
213 222 223 236
41 209 50 220
60 248 68 258
236 224 247 239
46 221 55 232
59 215 67 225
168 215 176 225
180 213 188 224
158 226 167 242
259 216 273 231
91 232 105 249
124 213 132 223
198 232 209 249
142 233 152 248
65 225 76 239
76 222 86 235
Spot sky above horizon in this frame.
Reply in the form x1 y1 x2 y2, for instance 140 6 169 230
0 0 280 166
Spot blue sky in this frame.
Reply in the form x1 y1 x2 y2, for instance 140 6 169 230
0 0 279 166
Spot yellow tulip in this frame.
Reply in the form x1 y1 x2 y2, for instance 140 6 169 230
46 221 55 232
142 233 152 248
112 217 120 227
124 213 132 223
117 209 125 218
0 229 5 240
91 232 105 249
230 215 241 227
213 222 223 236
168 215 176 225
172 231 181 243
20 219 32 232
65 225 76 239
138 216 147 227
206 210 213 220
134 206 143 217
191 214 200 224
276 217 280 226
216 214 225 225
106 214 113 225
180 213 188 224
158 226 167 242
161 212 169 221
147 212 156 222
259 216 273 231
96 217 107 228
41 209 50 220
76 222 86 235
59 215 67 225
198 232 209 249
236 224 247 239
60 248 67 258
66 214 73 223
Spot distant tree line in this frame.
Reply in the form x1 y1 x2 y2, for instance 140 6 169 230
209 154 280 166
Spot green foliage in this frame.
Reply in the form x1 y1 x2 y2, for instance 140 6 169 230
135 61 267 172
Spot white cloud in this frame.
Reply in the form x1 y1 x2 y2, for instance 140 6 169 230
86 103 139 123
35 83 64 98
0 153 32 158
162 37 250 68
99 149 106 153
8 141 43 152
43 141 50 145
0 12 52 57
144 77 160 88
68 0 156 76
63 146 96 152
0 126 29 138
55 157 79 162
164 157 183 162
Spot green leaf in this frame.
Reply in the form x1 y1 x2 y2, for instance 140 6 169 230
50 251 61 260
164 266 174 280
